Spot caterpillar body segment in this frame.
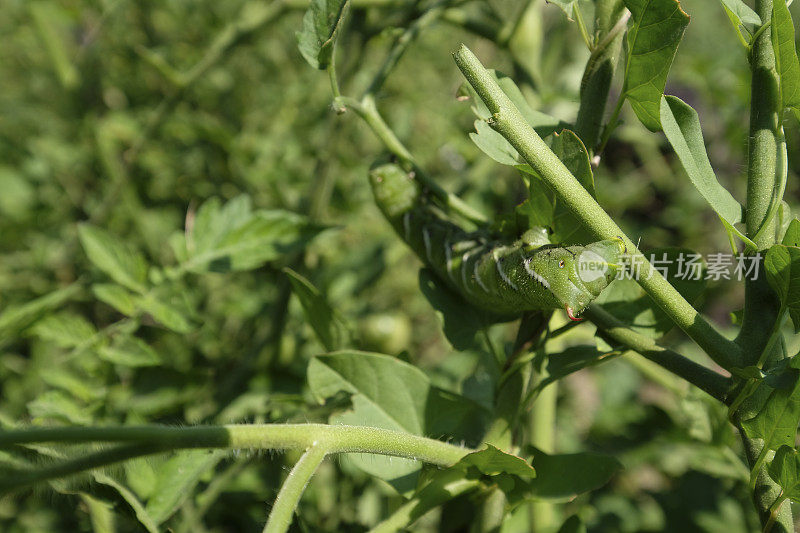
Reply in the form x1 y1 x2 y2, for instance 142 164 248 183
369 163 623 318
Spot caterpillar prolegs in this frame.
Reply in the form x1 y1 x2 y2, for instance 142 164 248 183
369 163 624 320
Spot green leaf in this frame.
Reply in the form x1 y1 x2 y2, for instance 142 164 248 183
92 283 138 316
99 336 162 367
547 0 578 19
284 267 348 351
719 0 761 27
623 0 690 131
594 248 707 338
783 218 800 246
181 197 323 273
765 244 800 332
557 515 587 533
660 95 744 227
296 0 349 70
773 0 800 112
308 351 489 492
465 71 562 165
27 390 92 425
525 447 623 501
78 224 149 293
145 450 224 525
529 346 620 396
741 360 800 454
0 284 81 339
93 473 160 533
136 294 193 333
768 445 800 502
456 444 536 479
30 312 96 348
549 129 596 244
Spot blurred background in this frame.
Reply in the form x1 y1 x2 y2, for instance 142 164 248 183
1 0 799 531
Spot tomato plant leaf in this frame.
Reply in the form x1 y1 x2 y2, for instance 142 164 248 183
145 450 224 525
177 197 324 273
284 267 349 351
741 359 800 453
455 444 536 479
623 0 689 131
782 218 800 247
78 224 149 293
768 445 800 502
296 0 349 70
660 95 744 227
99 335 162 367
765 244 800 332
772 0 800 113
525 447 623 501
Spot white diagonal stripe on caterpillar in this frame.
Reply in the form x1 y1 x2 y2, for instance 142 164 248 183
460 249 478 295
422 227 434 263
473 256 490 293
444 238 457 283
493 248 518 290
403 212 411 241
524 257 551 289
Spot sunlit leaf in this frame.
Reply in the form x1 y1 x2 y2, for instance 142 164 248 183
765 244 800 331
623 0 689 131
284 267 348 351
660 95 744 227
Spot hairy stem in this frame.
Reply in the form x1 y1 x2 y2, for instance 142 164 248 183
263 443 328 533
0 424 471 465
453 45 742 370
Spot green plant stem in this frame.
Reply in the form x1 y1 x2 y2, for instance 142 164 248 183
263 443 328 533
335 94 488 224
585 307 731 403
453 45 742 370
737 1 791 529
0 424 472 466
763 495 787 533
364 0 450 97
528 373 557 532
368 469 481 533
0 443 168 495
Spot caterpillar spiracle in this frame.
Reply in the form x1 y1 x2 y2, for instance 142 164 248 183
369 163 624 320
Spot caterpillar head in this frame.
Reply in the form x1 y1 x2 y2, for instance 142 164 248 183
527 238 624 320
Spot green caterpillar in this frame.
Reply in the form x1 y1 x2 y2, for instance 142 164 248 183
369 163 624 320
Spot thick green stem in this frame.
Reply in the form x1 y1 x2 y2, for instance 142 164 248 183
736 1 791 531
263 443 328 533
0 424 472 476
528 377 557 531
454 45 742 370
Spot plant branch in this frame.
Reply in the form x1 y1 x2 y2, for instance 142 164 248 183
263 443 328 533
335 94 488 224
453 45 743 370
0 424 472 467
585 306 731 403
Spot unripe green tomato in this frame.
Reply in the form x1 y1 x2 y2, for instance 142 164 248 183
359 312 411 354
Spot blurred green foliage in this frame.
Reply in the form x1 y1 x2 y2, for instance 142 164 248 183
1 0 799 531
